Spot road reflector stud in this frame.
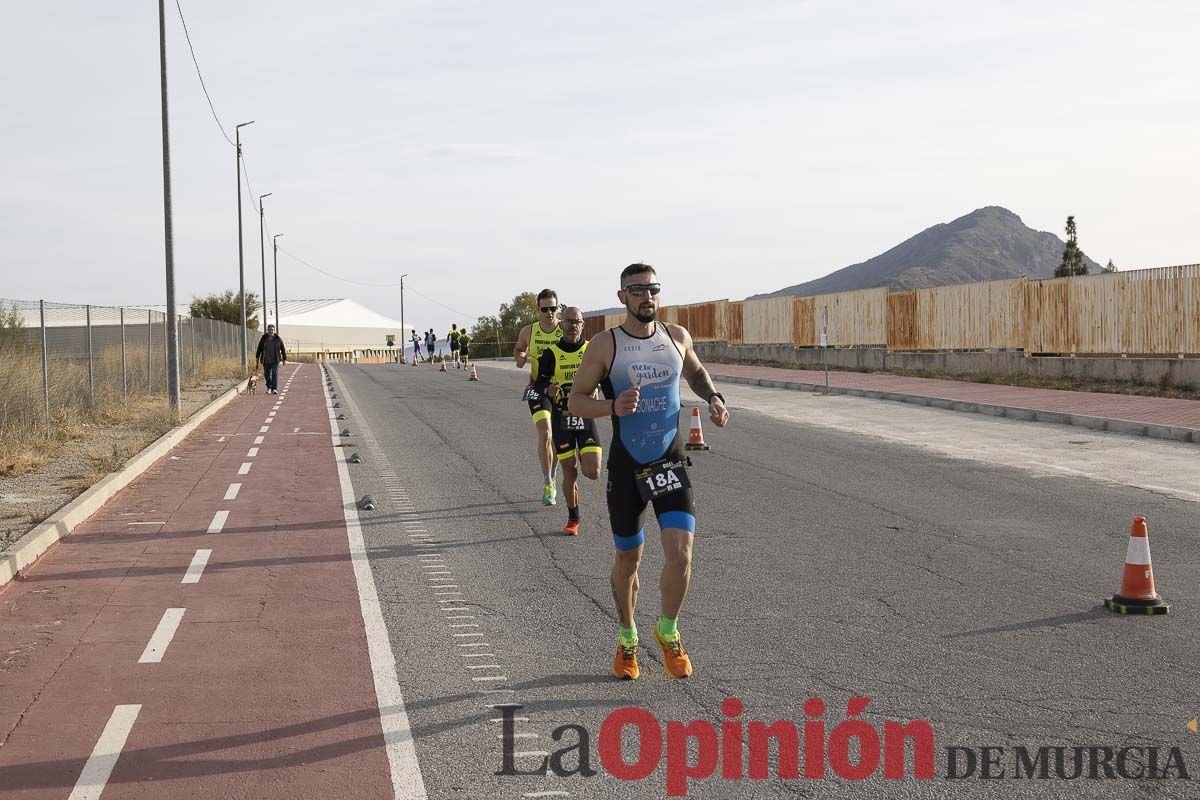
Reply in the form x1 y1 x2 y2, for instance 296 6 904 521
349 452 363 463
341 428 352 437
358 495 376 510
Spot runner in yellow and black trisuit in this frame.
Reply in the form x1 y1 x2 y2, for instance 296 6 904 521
513 289 563 505
447 324 461 365
457 328 473 368
532 306 601 535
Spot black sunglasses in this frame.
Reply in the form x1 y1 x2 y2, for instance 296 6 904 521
539 305 559 313
563 318 584 326
622 283 661 297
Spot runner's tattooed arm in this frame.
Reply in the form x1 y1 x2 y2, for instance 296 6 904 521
673 325 731 427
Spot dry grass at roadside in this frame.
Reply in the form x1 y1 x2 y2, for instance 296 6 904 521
0 343 246 479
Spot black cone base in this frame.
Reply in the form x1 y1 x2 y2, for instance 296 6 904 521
1105 595 1170 615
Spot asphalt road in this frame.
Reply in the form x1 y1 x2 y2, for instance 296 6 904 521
328 359 1199 800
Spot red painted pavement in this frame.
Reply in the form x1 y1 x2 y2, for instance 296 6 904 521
0 365 395 798
709 363 1200 429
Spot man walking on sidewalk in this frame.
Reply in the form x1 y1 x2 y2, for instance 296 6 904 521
255 324 288 394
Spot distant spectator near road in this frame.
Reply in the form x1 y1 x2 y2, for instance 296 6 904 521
255 324 287 394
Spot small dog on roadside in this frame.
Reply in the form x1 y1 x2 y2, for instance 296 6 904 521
247 373 258 395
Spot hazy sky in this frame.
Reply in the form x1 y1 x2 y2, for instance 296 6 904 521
3 1 1197 330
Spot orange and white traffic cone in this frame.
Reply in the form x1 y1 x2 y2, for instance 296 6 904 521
468 365 479 381
684 406 710 451
1104 516 1169 615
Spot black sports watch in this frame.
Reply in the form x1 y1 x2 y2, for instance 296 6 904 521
707 392 725 405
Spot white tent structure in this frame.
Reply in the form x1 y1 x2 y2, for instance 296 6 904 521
270 299 411 354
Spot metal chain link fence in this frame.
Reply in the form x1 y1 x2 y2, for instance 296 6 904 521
0 298 253 440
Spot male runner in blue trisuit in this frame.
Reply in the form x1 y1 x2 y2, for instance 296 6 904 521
570 263 730 680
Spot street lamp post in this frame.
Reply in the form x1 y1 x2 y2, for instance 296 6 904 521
258 192 272 330
235 120 254 370
272 233 283 334
400 273 408 362
158 0 180 416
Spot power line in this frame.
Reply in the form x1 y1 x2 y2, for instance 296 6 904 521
275 245 474 317
174 0 235 147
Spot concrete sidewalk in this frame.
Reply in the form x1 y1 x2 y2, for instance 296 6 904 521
709 363 1200 443
0 364 397 799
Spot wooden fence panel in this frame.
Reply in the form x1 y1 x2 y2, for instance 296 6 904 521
905 279 1024 350
583 315 606 340
742 297 794 344
887 291 918 350
809 288 888 346
792 297 816 347
726 301 744 344
1025 266 1199 354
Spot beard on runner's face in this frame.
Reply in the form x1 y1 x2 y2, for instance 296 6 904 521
629 296 656 323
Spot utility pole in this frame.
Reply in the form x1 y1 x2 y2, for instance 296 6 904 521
158 0 180 416
400 273 408 362
273 233 283 333
235 120 254 370
259 192 272 329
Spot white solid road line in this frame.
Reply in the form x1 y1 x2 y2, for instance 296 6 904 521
67 704 142 800
238 462 252 475
182 549 212 584
207 510 229 534
224 483 241 500
138 608 185 663
325 370 428 798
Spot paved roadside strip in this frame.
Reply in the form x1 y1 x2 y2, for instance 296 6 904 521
0 365 405 798
709 363 1200 443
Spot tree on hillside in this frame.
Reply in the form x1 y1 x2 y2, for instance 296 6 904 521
1103 259 1119 273
190 291 261 330
1055 216 1088 277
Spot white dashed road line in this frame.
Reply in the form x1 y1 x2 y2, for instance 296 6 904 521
67 704 142 800
207 510 229 534
138 608 185 664
238 462 252 475
224 483 241 500
182 549 212 584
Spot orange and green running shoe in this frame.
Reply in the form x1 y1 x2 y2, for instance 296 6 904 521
654 628 693 679
563 519 580 536
612 642 639 680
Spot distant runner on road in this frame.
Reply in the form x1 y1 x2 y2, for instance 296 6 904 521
411 330 423 362
514 290 563 506
447 324 460 364
533 306 601 535
458 328 472 368
570 263 730 681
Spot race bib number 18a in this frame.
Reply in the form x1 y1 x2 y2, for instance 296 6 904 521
635 458 691 502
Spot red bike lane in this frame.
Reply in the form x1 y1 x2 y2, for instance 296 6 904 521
0 365 402 799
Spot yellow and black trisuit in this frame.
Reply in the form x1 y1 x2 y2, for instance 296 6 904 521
525 322 562 424
458 332 473 364
534 337 602 462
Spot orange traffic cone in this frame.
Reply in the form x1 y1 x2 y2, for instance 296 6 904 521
684 406 710 451
1104 516 1169 615
468 365 479 381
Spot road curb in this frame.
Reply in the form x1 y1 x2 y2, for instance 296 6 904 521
0 378 250 589
712 374 1200 444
